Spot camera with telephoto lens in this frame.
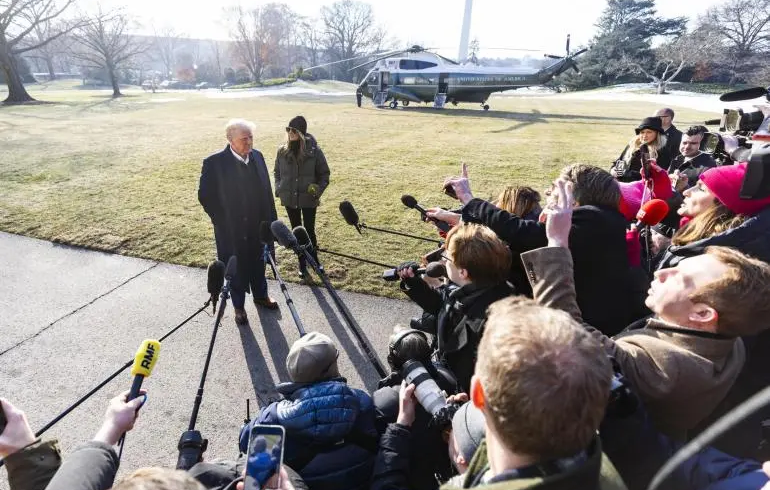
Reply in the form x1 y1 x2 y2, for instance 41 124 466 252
401 359 461 429
700 86 770 199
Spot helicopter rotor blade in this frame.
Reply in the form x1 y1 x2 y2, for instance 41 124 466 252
303 50 400 72
347 49 408 71
566 34 571 55
544 54 563 59
571 48 588 57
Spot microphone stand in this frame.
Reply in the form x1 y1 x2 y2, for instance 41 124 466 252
295 243 388 378
176 267 233 470
263 245 307 337
359 223 441 245
318 248 395 269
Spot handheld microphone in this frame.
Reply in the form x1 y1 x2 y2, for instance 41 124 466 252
270 220 299 250
339 201 362 234
129 339 161 401
635 199 669 228
382 261 447 281
206 260 225 313
401 195 451 232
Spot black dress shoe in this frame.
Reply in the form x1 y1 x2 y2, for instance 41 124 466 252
234 308 248 326
254 296 279 310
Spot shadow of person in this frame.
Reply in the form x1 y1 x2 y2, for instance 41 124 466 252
237 319 280 406
255 307 292 382
308 285 381 393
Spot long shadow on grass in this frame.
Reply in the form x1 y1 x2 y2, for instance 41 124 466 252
400 106 639 124
308 284 380 393
238 317 281 405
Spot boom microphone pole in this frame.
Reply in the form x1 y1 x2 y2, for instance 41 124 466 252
317 248 395 269
176 255 237 470
270 220 388 378
339 201 441 244
401 194 451 232
260 222 307 337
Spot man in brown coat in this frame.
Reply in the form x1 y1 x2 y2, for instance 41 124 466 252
523 180 770 440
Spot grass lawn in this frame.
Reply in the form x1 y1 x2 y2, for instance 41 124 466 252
0 84 716 298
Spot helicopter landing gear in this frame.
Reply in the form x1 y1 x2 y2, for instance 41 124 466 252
402 100 409 107
389 100 398 109
482 104 490 111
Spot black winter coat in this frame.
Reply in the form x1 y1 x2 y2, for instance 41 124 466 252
462 199 642 335
664 125 683 160
400 278 514 392
198 146 277 293
668 152 718 188
612 145 673 182
274 134 330 209
657 206 770 270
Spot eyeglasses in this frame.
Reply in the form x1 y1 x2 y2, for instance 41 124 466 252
440 252 453 263
285 127 297 133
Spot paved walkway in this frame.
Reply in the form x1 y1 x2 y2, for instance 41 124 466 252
0 231 418 487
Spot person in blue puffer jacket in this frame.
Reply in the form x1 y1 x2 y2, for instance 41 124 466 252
239 332 378 490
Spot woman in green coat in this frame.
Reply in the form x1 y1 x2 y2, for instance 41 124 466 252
274 116 330 278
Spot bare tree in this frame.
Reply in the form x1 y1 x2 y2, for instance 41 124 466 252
299 17 323 68
71 9 150 97
25 17 73 81
225 3 294 83
321 0 385 81
623 27 720 93
152 25 182 79
702 0 770 84
1 0 81 103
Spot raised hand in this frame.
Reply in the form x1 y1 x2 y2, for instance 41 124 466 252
543 179 574 248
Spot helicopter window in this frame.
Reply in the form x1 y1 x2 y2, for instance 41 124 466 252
399 60 438 70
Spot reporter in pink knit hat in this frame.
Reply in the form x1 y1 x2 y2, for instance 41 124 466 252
653 162 770 271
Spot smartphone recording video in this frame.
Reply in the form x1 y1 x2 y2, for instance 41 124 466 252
245 424 285 490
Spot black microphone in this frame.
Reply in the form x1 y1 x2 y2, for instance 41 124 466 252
339 201 362 234
382 261 447 281
206 260 225 312
719 86 768 102
401 194 451 232
293 226 313 251
704 119 722 126
270 220 300 250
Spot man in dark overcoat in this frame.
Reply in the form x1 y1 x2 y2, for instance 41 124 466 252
198 119 279 325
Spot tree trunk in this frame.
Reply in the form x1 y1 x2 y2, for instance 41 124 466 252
108 64 122 97
0 49 35 103
45 57 56 81
657 81 667 94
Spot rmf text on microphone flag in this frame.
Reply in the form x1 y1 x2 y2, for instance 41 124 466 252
129 339 161 400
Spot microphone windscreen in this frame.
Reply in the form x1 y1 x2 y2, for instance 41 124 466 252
339 201 360 226
636 199 670 226
131 339 161 377
259 221 273 245
401 195 418 209
425 262 447 278
225 255 238 280
207 260 225 296
719 87 767 102
293 226 312 248
271 220 298 249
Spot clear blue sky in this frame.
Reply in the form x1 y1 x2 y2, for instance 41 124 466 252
83 0 726 60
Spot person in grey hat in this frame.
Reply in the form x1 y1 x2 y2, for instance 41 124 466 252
239 332 378 490
448 402 486 474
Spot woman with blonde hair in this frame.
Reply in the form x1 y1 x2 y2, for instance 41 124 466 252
495 185 542 220
611 117 672 183
656 162 770 270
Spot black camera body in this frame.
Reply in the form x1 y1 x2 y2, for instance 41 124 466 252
700 86 770 199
